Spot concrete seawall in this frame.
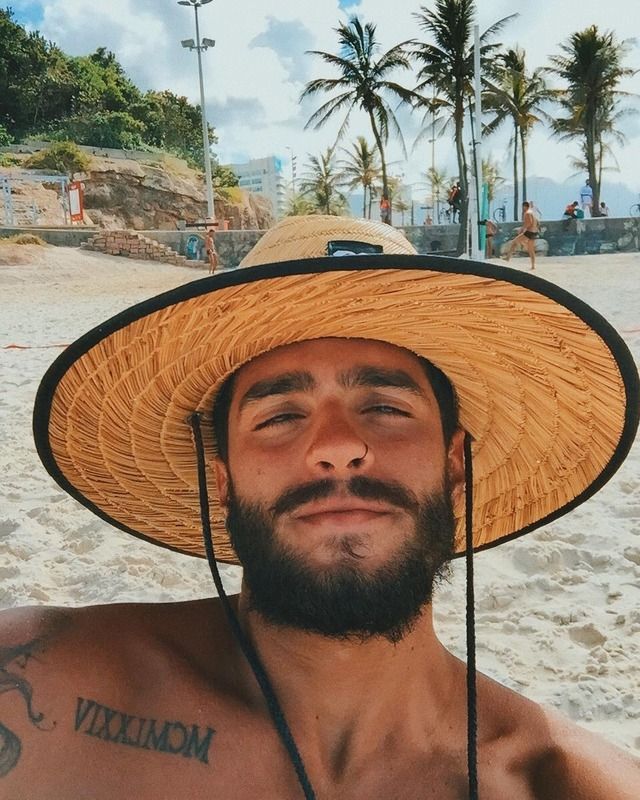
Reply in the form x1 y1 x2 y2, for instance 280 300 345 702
2 216 638 270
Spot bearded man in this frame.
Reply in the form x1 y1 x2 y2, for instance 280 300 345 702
1 216 638 799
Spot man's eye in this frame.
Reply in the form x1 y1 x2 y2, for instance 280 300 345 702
254 413 303 430
365 405 410 417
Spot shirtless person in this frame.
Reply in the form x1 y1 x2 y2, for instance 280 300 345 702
1 216 638 799
505 200 540 270
205 224 218 274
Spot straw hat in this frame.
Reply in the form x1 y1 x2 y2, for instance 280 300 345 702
34 215 638 564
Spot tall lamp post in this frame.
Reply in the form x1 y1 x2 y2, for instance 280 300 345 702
178 0 216 222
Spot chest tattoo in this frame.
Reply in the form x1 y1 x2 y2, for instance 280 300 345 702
74 697 216 765
0 641 47 778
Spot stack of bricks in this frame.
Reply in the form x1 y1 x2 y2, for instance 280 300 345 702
82 231 190 267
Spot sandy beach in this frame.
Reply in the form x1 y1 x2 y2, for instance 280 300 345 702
1 243 638 754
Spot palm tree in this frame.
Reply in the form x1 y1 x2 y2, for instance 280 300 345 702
412 1 515 251
426 166 449 222
301 17 420 224
338 136 381 218
546 26 637 216
484 48 552 219
299 147 348 216
393 194 411 226
481 156 505 211
285 192 316 217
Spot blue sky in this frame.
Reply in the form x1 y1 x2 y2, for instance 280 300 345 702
11 2 42 27
7 0 640 207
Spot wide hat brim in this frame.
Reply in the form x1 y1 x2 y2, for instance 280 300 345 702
34 245 638 565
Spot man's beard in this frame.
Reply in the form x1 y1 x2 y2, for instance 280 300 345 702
225 474 456 644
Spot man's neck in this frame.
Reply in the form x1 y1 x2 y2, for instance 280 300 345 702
233 591 466 777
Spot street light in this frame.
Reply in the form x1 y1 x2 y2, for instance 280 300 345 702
178 0 216 222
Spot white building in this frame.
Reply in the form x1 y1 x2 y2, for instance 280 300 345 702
227 156 287 218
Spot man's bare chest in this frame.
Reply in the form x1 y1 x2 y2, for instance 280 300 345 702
12 706 540 800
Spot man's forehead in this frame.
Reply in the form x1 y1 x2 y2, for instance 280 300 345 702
233 337 426 387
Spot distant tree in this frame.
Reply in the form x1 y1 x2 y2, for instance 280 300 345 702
301 17 419 223
212 164 239 188
299 148 348 215
412 0 516 251
0 8 51 137
137 90 216 168
0 123 12 146
338 136 381 218
546 26 637 215
393 193 411 225
484 48 551 218
0 11 217 164
426 166 449 221
29 45 77 129
481 156 505 208
56 111 146 149
285 192 316 217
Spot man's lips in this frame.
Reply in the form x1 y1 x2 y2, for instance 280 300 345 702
291 501 396 522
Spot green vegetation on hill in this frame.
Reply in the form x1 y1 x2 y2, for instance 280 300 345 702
25 141 90 176
0 8 226 173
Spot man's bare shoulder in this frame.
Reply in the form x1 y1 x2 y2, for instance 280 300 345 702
0 597 235 684
0 599 241 797
535 707 640 800
477 672 640 799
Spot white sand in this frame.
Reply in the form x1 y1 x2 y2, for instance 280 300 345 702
1 244 639 754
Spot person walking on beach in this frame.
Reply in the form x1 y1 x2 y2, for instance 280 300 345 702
505 200 539 269
1 216 639 799
580 178 593 216
204 224 219 274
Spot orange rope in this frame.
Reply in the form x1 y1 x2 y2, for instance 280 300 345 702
2 343 69 349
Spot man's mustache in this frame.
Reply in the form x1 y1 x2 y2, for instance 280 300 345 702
270 476 421 518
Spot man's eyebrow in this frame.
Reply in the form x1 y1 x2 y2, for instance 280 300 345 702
339 366 426 397
238 371 316 410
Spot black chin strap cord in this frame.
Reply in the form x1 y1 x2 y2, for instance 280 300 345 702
464 432 479 800
189 413 317 800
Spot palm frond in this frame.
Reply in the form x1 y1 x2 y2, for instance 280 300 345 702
304 92 355 130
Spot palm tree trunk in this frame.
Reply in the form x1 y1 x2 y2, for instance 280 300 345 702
362 183 367 218
597 138 604 214
454 102 468 255
520 129 527 204
587 117 600 216
512 127 519 220
368 112 390 224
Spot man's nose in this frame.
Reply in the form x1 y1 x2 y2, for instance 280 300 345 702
306 409 371 473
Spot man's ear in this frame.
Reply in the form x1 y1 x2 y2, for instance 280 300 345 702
214 458 230 511
446 427 466 503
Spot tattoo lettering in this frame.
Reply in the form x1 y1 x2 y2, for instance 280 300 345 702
74 697 216 765
0 642 47 778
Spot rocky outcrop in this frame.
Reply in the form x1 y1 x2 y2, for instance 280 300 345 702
76 156 274 231
1 151 274 231
77 158 205 230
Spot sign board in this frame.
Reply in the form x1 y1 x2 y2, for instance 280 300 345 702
68 181 84 223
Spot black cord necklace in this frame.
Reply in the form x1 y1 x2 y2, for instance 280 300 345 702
189 413 479 800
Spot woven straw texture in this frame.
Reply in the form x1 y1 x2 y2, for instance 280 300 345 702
44 225 628 563
240 215 415 265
